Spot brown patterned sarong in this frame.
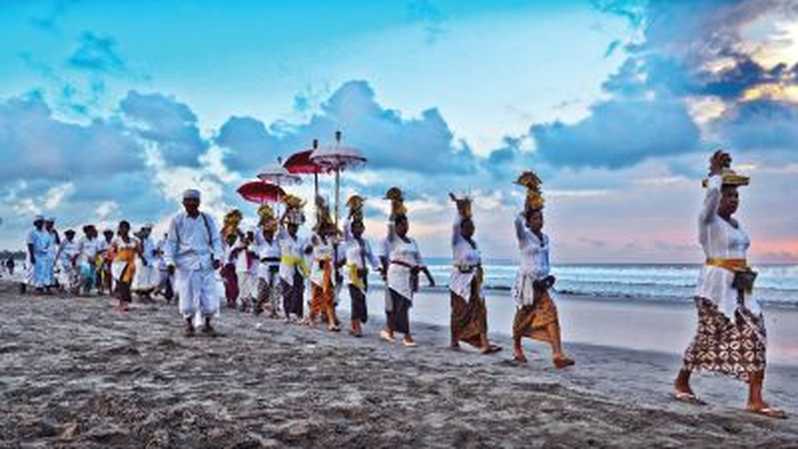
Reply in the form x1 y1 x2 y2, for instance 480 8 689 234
682 297 766 383
450 280 488 348
512 289 559 342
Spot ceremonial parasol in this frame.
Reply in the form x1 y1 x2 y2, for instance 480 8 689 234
310 131 367 226
256 162 302 186
236 181 285 205
283 139 331 217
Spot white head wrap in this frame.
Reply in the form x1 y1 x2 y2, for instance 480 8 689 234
182 189 201 200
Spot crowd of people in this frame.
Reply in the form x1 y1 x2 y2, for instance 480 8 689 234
16 153 786 418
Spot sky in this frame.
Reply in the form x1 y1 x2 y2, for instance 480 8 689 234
1 0 797 263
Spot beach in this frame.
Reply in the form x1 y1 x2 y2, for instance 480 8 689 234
1 280 797 448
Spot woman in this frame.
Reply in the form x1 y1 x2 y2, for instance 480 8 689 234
382 193 435 347
344 206 381 337
131 224 160 301
255 211 282 318
279 197 310 323
111 221 140 311
511 171 574 368
306 199 342 331
449 194 501 354
673 150 785 418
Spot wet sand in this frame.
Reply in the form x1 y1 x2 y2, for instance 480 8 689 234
2 281 797 448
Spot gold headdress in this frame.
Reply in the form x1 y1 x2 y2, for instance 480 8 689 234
448 193 472 219
515 170 545 212
313 196 338 235
347 194 365 222
702 150 750 188
384 187 407 217
222 209 243 240
283 194 306 225
257 204 277 231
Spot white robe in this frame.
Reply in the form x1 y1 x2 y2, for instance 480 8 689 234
342 218 380 294
132 236 161 291
385 221 425 302
695 175 759 319
28 229 54 288
234 239 258 302
511 212 553 307
164 211 224 321
450 215 483 301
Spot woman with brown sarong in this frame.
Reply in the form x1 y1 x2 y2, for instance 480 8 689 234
673 150 785 419
448 193 500 354
511 171 574 368
381 187 435 347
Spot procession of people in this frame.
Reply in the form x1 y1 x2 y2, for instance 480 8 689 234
15 149 786 419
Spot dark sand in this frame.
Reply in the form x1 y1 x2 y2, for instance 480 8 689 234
2 281 797 448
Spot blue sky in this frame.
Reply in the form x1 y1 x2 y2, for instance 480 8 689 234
1 0 797 262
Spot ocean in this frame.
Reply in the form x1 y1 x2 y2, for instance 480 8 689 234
370 259 798 306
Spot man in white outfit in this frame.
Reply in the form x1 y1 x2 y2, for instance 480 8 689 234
164 189 224 337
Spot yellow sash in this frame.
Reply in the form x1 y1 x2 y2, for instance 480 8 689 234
348 263 365 291
281 255 309 277
705 258 748 272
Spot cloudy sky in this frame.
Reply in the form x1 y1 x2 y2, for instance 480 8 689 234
1 0 797 263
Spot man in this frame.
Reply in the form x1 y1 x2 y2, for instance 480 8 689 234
232 227 259 312
77 225 102 295
164 189 224 336
97 229 115 295
155 233 174 303
44 217 59 290
132 224 160 301
26 215 53 294
55 229 82 295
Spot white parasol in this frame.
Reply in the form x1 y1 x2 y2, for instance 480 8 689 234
310 131 367 226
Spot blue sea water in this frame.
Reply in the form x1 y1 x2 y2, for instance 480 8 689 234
370 259 798 306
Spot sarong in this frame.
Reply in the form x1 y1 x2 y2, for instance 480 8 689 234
132 258 160 292
309 261 336 322
682 297 767 383
111 249 136 303
256 276 282 315
281 271 304 318
450 278 488 347
386 288 411 334
349 285 368 323
220 263 238 307
512 289 559 343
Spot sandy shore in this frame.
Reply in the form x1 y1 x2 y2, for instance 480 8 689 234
1 281 797 448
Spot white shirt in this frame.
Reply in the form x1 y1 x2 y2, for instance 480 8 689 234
385 221 424 301
450 215 482 300
278 226 307 285
233 239 257 274
139 236 158 265
58 239 81 264
164 211 223 272
77 236 102 264
512 212 552 306
695 175 759 319
257 235 281 281
155 238 168 269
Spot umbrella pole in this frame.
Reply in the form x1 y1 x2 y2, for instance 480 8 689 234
334 168 340 227
314 172 319 223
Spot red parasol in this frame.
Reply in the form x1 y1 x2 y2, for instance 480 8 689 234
237 181 285 204
283 149 331 175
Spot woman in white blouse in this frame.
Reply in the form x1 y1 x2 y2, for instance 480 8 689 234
448 194 501 354
511 194 574 368
674 150 784 419
382 213 435 347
